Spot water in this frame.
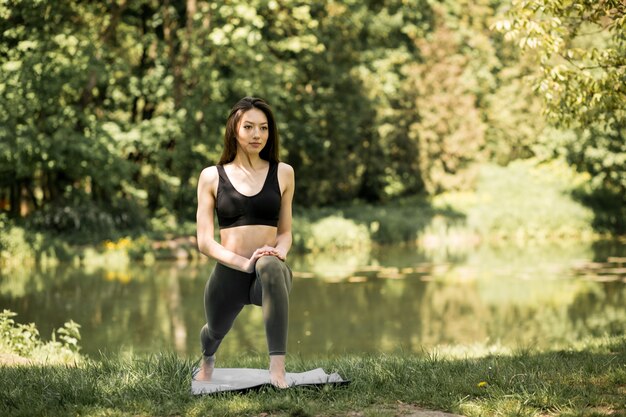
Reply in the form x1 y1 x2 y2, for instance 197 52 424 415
1 240 625 359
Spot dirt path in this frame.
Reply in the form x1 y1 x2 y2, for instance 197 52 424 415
319 403 466 417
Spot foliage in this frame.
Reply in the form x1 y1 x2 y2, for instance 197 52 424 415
401 4 487 194
0 310 82 364
24 197 147 240
0 1 515 214
547 122 626 233
493 0 626 234
483 56 547 165
0 215 34 268
0 0 624 237
0 1 133 218
493 0 626 128
434 158 596 241
0 159 599 265
307 215 371 253
0 0 433 219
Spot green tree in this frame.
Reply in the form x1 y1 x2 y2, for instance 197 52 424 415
353 0 433 199
400 5 486 194
0 1 134 231
494 0 626 232
254 0 432 205
493 0 625 128
5 0 621 236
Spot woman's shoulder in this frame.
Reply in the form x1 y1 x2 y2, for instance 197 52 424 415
277 161 294 174
277 162 295 187
199 165 219 184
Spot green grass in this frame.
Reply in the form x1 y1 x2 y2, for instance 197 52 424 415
1 336 625 417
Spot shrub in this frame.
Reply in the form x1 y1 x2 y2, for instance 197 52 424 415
0 215 35 268
25 198 147 243
306 216 371 253
0 310 82 364
433 159 596 241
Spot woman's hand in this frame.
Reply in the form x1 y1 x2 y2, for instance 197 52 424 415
242 247 278 273
272 247 287 261
256 245 286 261
242 246 286 272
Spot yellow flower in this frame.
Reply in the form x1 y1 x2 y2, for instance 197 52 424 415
117 272 131 284
117 237 131 249
477 381 488 388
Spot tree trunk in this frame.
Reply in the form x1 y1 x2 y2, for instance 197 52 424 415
9 181 20 218
162 0 182 106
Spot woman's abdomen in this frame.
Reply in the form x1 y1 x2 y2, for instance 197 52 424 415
220 225 278 258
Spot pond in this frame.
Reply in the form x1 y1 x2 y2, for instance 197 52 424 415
1 240 625 360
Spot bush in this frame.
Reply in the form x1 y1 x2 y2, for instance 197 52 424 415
297 215 371 253
0 310 82 364
433 159 596 241
341 198 457 245
25 198 147 243
0 215 35 268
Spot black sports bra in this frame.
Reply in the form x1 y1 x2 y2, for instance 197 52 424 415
215 162 281 229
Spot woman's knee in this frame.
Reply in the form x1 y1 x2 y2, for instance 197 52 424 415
256 256 290 289
256 255 282 274
201 323 226 342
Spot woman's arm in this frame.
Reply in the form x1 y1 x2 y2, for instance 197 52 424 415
274 162 295 260
196 166 259 272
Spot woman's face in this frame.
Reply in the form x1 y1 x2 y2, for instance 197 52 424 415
235 108 269 155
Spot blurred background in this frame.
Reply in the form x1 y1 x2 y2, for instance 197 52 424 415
1 0 624 359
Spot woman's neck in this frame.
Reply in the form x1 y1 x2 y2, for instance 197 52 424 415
231 152 266 170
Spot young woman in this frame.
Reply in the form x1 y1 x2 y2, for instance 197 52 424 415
194 97 295 388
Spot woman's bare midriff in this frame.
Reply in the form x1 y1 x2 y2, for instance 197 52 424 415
219 225 278 258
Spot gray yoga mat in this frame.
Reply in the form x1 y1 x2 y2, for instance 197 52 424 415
191 367 349 394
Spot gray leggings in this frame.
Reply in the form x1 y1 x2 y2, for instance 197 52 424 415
200 256 293 357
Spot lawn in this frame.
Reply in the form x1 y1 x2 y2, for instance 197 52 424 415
1 336 625 417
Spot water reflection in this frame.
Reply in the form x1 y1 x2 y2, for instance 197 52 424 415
1 241 625 359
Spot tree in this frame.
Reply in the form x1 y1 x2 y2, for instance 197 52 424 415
493 0 626 128
493 0 626 233
0 1 132 228
405 18 486 194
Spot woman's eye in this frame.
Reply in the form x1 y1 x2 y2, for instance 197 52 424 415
261 126 268 131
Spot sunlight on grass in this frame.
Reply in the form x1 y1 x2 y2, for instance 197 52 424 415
1 336 625 416
429 343 513 359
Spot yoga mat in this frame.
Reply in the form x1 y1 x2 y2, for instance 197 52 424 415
191 367 349 394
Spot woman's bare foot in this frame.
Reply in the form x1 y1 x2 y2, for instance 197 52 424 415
269 355 289 388
194 355 215 381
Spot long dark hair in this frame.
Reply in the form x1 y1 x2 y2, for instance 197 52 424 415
218 97 280 165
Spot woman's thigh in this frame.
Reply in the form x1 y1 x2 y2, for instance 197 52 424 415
205 263 255 326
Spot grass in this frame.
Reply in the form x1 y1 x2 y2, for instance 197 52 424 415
1 336 625 417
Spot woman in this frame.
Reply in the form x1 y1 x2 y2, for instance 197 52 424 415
194 97 295 388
